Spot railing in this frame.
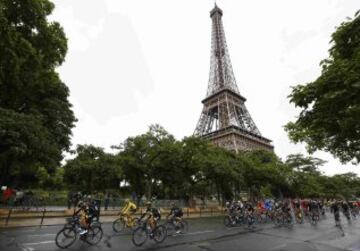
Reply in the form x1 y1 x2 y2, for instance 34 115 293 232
0 207 225 228
0 198 190 210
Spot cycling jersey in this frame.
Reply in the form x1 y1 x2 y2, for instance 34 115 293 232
121 201 137 215
145 207 161 221
264 200 272 210
169 207 183 218
341 203 349 211
309 201 319 212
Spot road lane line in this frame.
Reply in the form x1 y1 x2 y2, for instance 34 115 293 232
181 230 214 236
23 240 55 245
27 233 56 237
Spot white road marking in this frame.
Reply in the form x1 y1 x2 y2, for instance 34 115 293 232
181 230 214 236
226 226 243 230
3 229 35 234
21 247 35 251
27 233 56 237
23 240 55 246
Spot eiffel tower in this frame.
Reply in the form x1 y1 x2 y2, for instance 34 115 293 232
194 4 273 152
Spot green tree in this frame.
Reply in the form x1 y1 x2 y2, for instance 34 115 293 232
117 125 178 202
285 10 360 163
64 145 122 192
177 136 212 200
286 154 326 173
329 172 360 199
0 0 76 186
241 150 291 198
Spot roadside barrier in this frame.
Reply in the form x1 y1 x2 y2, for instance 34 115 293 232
5 208 12 226
40 208 46 227
0 207 225 228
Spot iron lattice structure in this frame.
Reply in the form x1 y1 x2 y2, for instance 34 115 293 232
194 4 273 152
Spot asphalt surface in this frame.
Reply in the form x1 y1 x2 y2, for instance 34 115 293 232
1 214 360 251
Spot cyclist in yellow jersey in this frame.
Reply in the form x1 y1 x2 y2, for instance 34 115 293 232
120 199 137 226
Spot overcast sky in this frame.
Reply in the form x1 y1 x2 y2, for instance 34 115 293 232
51 0 359 175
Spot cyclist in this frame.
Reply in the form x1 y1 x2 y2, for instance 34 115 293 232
140 201 161 235
319 200 325 216
74 201 90 235
281 199 293 225
282 199 292 218
349 201 358 219
301 199 309 216
244 201 255 228
264 199 273 211
341 200 351 221
264 199 274 221
294 199 303 222
167 202 184 234
88 199 100 222
331 199 341 226
308 199 320 223
120 199 137 226
232 200 244 224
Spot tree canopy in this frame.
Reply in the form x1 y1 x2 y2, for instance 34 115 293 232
285 10 360 164
63 145 122 192
0 0 76 186
62 125 360 201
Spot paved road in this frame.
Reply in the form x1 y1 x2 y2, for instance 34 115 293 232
1 214 360 251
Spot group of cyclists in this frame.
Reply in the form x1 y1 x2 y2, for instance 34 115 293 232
224 198 360 229
55 196 360 248
55 197 186 248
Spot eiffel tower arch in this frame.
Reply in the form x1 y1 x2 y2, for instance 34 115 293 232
194 4 273 153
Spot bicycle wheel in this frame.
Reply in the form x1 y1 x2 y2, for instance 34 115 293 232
86 226 103 245
131 217 141 230
296 215 303 224
132 227 148 247
224 215 233 227
153 225 167 243
165 221 176 236
179 220 188 234
112 218 125 233
285 216 293 228
256 214 265 224
274 215 282 227
55 227 76 249
310 216 318 226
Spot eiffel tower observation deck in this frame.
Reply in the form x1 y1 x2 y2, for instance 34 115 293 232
194 4 273 152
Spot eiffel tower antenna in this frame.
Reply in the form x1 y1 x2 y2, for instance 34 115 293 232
194 4 273 152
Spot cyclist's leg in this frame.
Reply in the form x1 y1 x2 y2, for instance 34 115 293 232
149 216 156 231
128 211 135 226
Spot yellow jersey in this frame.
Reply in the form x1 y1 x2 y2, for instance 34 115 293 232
121 201 137 214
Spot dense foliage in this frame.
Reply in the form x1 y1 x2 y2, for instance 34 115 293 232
63 145 121 193
285 10 360 164
63 125 360 201
0 0 76 186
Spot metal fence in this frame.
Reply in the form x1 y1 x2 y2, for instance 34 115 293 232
0 198 190 211
0 206 225 228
